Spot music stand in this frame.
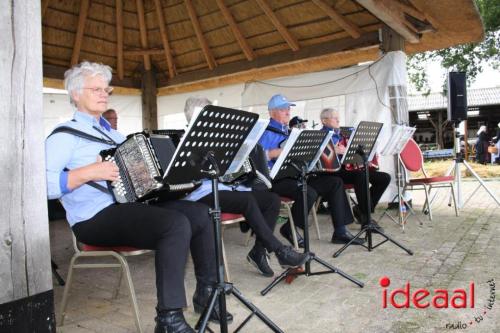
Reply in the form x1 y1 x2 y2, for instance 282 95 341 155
164 105 283 333
261 129 364 296
378 125 422 230
333 121 413 258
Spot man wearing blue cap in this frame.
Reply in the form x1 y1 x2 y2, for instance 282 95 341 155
259 94 364 246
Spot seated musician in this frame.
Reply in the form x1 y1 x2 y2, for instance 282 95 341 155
45 62 230 333
319 108 390 229
182 97 308 278
258 94 364 246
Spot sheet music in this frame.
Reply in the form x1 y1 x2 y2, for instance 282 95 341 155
224 118 269 175
340 121 383 165
308 131 333 172
270 128 301 179
380 125 416 156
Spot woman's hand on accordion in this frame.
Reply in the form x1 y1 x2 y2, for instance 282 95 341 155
66 160 120 190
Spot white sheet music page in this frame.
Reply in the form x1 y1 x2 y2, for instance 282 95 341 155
270 128 301 179
224 118 270 175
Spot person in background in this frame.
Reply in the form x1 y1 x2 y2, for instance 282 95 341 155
46 62 227 333
319 108 390 229
259 94 364 246
182 96 309 278
492 122 500 164
475 125 489 164
289 116 308 129
102 108 118 130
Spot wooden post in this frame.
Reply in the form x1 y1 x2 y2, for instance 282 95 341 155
0 1 54 331
141 68 158 130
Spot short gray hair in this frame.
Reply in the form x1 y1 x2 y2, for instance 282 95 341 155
64 61 112 106
184 96 212 122
320 108 338 120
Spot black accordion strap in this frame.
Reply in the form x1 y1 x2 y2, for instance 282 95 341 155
53 126 115 194
49 126 116 146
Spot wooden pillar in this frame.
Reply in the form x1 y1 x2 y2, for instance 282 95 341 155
141 68 158 130
0 1 54 331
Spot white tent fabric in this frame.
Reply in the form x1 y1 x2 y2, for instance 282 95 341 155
242 51 409 202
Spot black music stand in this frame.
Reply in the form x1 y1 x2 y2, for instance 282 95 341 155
163 105 283 333
333 121 413 258
261 130 364 296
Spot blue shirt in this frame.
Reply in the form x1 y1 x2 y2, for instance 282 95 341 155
45 111 125 226
258 118 289 168
321 125 341 145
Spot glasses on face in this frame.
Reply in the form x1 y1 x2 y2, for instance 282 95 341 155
83 86 114 95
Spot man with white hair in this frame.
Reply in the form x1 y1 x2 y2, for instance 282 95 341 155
319 108 390 228
259 94 364 246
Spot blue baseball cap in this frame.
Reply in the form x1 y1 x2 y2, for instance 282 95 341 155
268 94 296 110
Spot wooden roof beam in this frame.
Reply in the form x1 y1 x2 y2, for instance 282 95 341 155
116 0 124 80
135 0 151 70
255 0 300 51
312 0 362 39
41 0 50 19
392 1 426 22
153 0 176 79
355 0 420 43
215 0 255 61
70 0 90 66
184 0 216 70
406 0 441 30
335 0 350 10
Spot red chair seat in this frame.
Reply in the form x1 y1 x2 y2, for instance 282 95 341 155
82 244 143 252
221 213 244 221
280 196 294 203
409 176 454 184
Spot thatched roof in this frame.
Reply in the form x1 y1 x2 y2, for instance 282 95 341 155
42 0 484 95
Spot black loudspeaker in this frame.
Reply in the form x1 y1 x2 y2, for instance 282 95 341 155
447 72 467 122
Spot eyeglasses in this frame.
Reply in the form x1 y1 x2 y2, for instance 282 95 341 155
83 86 114 95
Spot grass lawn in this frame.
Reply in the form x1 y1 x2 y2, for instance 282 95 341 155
414 159 500 179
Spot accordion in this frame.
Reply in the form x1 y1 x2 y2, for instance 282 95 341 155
100 132 199 203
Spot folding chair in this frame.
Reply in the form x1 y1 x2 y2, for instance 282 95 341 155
58 233 151 333
399 139 459 221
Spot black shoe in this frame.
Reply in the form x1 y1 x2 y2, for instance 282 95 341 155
279 221 304 248
275 245 309 268
155 309 195 333
362 220 385 233
331 231 365 245
193 284 233 324
246 246 274 277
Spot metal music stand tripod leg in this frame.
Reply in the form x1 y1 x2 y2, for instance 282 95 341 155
333 146 413 258
261 163 364 296
195 153 283 333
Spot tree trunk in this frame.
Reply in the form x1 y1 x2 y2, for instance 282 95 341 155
0 1 54 331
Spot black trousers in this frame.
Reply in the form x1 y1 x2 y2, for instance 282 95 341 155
198 190 282 253
72 200 216 310
333 168 391 215
272 174 353 235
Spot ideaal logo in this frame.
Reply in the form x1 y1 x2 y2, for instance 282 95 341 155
379 276 496 330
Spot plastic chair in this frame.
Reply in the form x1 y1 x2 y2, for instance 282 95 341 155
58 233 151 333
220 213 245 282
399 139 458 221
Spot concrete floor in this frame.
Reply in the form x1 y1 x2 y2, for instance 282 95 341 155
50 180 500 333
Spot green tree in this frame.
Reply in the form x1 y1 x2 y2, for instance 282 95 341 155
407 0 500 93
